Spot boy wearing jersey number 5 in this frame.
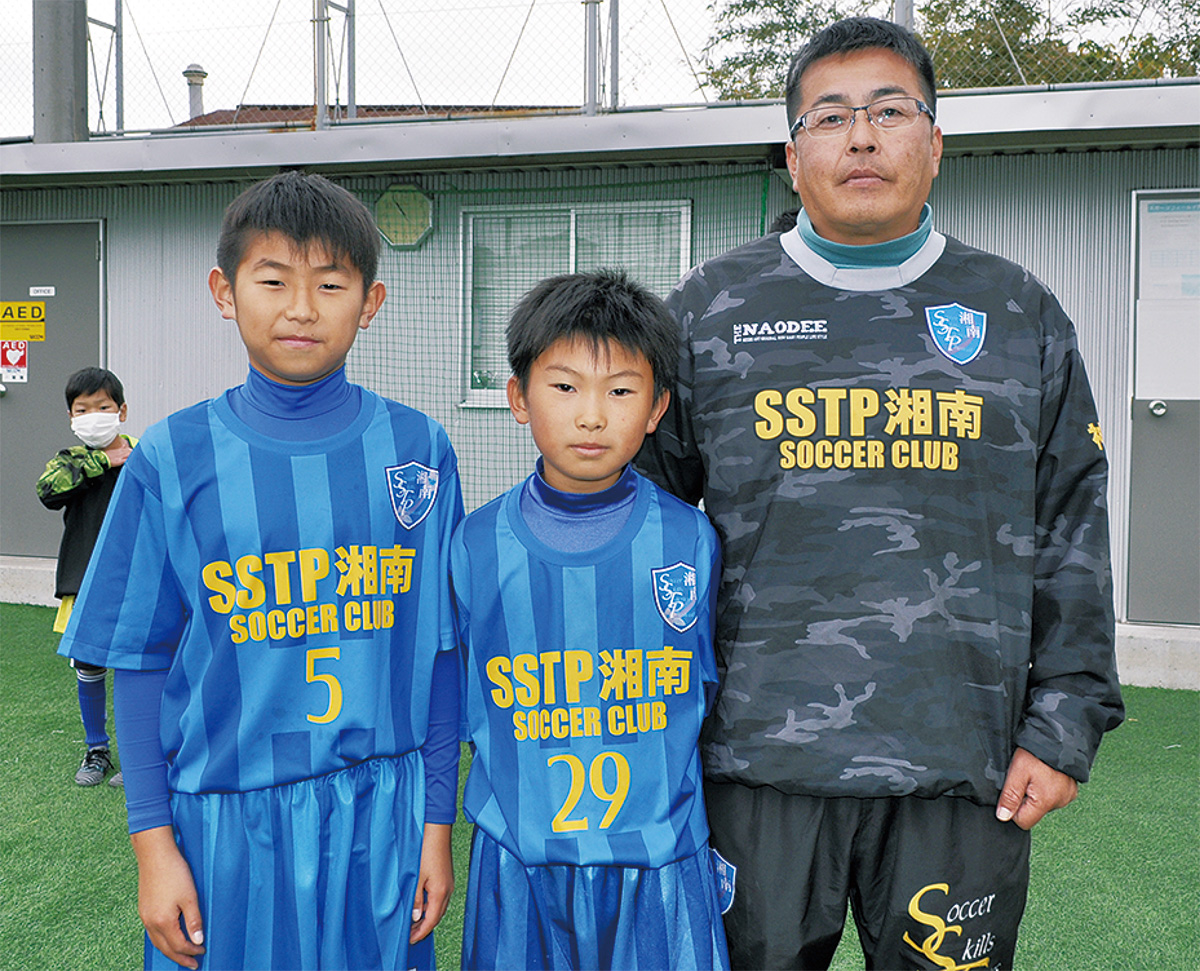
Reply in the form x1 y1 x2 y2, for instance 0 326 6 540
58 172 463 970
451 269 730 970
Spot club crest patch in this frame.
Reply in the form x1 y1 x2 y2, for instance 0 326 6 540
925 302 987 365
385 462 438 529
652 561 699 633
711 847 736 915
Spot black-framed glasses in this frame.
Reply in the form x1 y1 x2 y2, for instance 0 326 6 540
789 96 934 139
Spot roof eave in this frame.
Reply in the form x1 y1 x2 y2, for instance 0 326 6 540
2 80 1196 188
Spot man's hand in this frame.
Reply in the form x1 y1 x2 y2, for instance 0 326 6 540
410 823 454 944
995 747 1078 830
130 826 205 969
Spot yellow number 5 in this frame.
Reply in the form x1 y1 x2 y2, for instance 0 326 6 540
306 646 342 723
547 751 631 833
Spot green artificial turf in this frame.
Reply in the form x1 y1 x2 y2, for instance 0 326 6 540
2 601 1196 970
0 602 472 971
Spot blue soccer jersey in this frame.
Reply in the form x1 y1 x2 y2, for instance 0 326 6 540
451 469 720 869
59 389 463 794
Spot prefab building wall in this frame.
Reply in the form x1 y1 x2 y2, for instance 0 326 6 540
2 181 249 427
1 163 783 514
930 147 1197 623
1 146 1193 628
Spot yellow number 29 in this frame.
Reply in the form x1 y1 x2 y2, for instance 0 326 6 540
306 646 342 724
547 751 631 833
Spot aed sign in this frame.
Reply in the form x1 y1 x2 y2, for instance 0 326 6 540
1 340 29 382
0 302 47 341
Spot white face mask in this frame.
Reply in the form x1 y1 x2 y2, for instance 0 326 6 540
71 412 122 449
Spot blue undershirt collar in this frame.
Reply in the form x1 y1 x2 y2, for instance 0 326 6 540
529 458 638 513
226 366 362 440
520 459 639 553
798 203 932 269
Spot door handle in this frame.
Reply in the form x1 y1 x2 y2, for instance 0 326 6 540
1148 400 1168 417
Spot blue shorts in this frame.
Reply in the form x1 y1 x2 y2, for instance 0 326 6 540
147 753 432 971
462 828 730 971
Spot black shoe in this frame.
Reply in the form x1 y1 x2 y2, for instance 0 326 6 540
75 747 113 786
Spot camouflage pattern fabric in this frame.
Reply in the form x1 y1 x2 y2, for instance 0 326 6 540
37 438 137 597
36 444 119 507
636 229 1124 804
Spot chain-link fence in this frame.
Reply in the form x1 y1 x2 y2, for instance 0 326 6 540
1 0 1195 140
340 163 782 511
1 1 716 139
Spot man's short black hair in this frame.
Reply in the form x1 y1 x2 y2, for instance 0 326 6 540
216 171 380 291
65 367 124 409
507 268 678 398
785 17 938 133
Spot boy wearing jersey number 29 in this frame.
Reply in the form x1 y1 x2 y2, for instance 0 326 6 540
451 269 730 970
58 172 463 970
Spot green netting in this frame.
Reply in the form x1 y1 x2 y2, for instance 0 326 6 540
344 163 785 511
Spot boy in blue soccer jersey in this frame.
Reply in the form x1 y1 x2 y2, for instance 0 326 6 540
451 269 731 971
57 172 463 971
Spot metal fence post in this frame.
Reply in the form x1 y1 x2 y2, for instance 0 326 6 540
328 0 356 120
609 0 619 110
315 0 328 129
85 2 124 133
347 0 355 120
115 0 124 131
584 0 600 115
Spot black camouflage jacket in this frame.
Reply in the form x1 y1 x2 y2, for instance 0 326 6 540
36 437 136 598
636 229 1124 804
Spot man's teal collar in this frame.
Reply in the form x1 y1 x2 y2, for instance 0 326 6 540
797 204 933 269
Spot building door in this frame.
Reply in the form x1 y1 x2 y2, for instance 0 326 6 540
1126 191 1200 625
0 222 103 559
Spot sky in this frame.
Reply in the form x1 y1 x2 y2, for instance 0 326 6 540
1 0 719 139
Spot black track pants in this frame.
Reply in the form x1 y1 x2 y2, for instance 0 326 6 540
705 781 1031 971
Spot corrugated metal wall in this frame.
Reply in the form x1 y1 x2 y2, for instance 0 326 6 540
2 181 252 427
931 147 1197 616
4 146 1194 618
340 164 775 510
1 164 774 513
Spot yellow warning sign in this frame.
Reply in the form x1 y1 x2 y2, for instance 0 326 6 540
0 302 46 340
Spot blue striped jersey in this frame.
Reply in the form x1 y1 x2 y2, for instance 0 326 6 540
451 470 720 868
58 389 463 794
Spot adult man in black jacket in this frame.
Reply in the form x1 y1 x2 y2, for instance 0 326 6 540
637 17 1123 970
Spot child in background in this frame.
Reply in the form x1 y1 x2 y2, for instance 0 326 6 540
58 171 462 970
452 269 730 970
37 366 137 787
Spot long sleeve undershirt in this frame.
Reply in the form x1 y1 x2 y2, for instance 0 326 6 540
114 365 460 832
519 459 638 552
225 364 363 440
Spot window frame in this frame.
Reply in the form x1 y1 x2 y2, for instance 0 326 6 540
459 199 692 408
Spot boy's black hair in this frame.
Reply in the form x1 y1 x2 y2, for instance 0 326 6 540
785 17 938 133
216 171 380 290
65 367 124 409
507 268 678 397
